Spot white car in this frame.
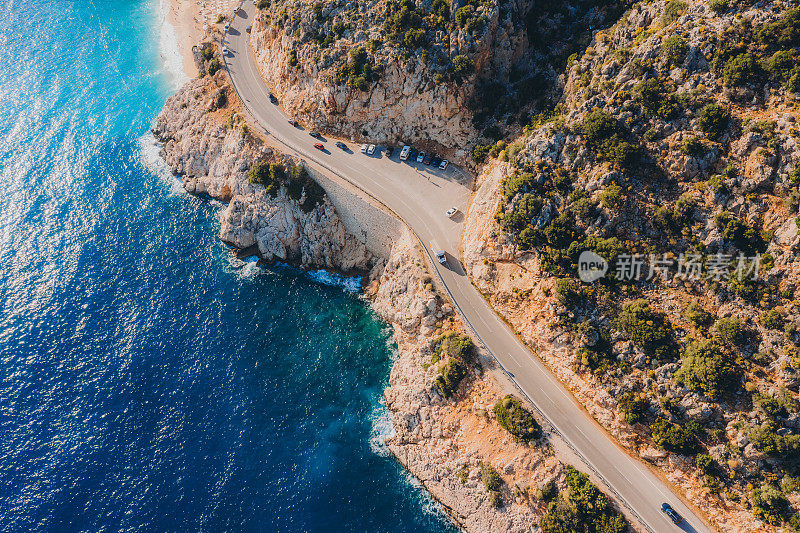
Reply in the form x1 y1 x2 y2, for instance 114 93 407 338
399 145 411 160
367 144 376 155
221 46 228 56
360 144 368 153
224 23 230 31
431 241 446 264
446 207 458 218
439 159 449 170
416 151 426 163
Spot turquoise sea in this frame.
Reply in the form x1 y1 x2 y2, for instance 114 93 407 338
0 0 454 530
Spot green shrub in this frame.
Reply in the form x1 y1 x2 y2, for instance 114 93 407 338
755 8 800 49
337 47 378 91
695 453 717 475
662 35 687 65
255 0 269 8
675 340 738 398
697 103 730 140
714 317 743 345
661 0 686 25
686 302 713 327
472 144 490 164
599 184 623 208
288 50 298 68
650 418 699 455
207 57 221 75
581 109 638 169
764 50 800 91
201 45 215 61
537 480 558 501
618 392 649 424
247 161 285 196
432 332 473 398
539 466 628 533
480 462 504 507
435 358 467 398
762 309 785 330
452 54 475 78
748 421 800 459
616 299 674 360
714 211 767 255
750 485 792 525
681 136 707 157
708 0 728 13
213 89 227 109
722 53 759 87
494 395 542 442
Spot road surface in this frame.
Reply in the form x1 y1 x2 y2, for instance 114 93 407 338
220 5 715 532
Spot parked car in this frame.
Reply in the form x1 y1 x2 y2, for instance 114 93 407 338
385 146 395 157
367 144 376 155
313 143 325 151
268 93 278 103
224 23 230 31
431 157 440 167
288 119 299 127
439 159 449 170
416 151 426 163
423 153 433 165
310 131 322 139
221 46 229 56
661 503 682 525
360 144 368 153
446 207 458 218
399 145 411 160
336 141 347 150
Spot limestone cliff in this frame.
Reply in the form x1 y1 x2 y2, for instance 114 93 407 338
152 72 372 273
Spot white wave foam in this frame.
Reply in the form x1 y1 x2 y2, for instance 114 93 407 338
157 0 190 89
305 269 362 293
226 254 266 281
137 133 184 195
368 398 395 457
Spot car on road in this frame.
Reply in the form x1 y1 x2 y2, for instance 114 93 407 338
310 131 322 139
313 143 325 151
221 46 229 56
224 23 230 32
431 241 446 264
416 151 426 163
386 146 395 157
446 207 458 218
439 159 449 170
661 503 682 525
367 144 376 155
288 119 300 127
423 153 433 165
360 144 368 153
336 141 347 150
399 145 411 160
268 93 278 103
246 25 252 33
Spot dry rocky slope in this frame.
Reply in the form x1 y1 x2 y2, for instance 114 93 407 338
154 68 631 531
247 0 633 161
465 1 800 531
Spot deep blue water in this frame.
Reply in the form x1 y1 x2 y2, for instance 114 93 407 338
0 1 454 531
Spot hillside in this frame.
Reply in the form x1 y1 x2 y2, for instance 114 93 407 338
464 1 800 530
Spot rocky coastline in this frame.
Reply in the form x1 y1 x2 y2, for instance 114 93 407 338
153 62 610 532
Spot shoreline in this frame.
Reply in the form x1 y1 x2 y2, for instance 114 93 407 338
162 0 203 79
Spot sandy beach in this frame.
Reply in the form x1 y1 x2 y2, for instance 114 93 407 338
166 0 240 78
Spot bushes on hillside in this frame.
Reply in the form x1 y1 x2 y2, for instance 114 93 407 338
750 484 793 526
618 392 649 424
662 35 687 65
616 299 674 360
452 54 475 79
539 466 628 533
650 418 699 455
493 395 542 442
581 109 638 169
674 340 739 398
432 332 473 398
247 161 284 196
207 57 222 76
480 462 504 508
337 47 379 91
748 421 800 459
697 103 731 140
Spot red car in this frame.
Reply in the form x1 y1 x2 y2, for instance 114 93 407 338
314 143 325 151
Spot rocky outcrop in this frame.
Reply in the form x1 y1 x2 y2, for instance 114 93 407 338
247 0 535 161
152 72 372 273
366 231 566 531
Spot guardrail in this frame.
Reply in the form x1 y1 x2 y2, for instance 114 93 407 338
220 5 654 531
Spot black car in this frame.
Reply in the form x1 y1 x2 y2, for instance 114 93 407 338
336 141 347 150
661 503 682 525
385 146 395 157
423 153 433 165
309 131 322 139
268 93 278 103
431 157 441 167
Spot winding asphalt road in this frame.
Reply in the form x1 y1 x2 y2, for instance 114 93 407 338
221 4 715 532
